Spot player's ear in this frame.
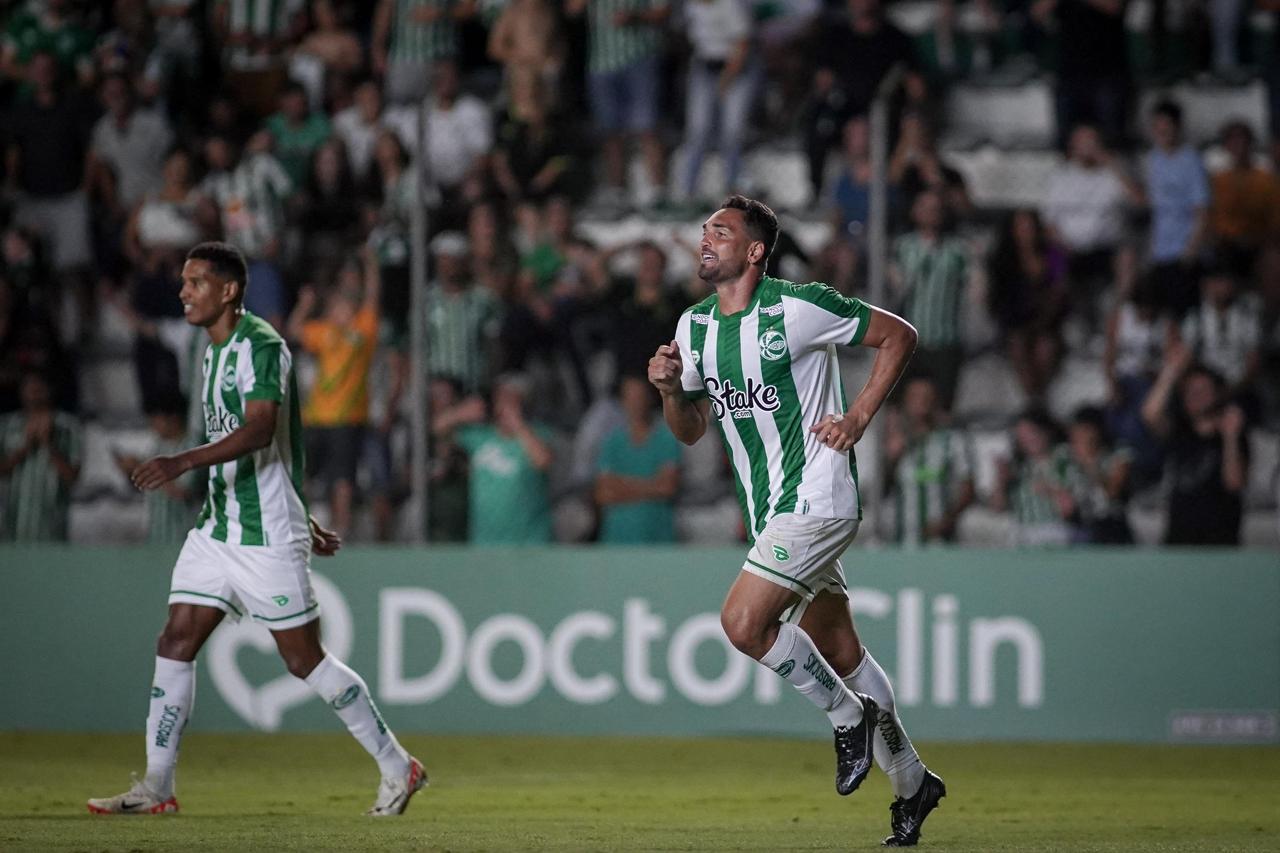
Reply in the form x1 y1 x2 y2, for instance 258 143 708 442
748 240 764 266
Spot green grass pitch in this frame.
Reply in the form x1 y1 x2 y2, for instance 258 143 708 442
2 733 1278 851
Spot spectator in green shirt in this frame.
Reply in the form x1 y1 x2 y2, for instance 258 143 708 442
0 371 81 542
0 0 95 89
594 375 680 543
265 81 333 186
434 374 555 543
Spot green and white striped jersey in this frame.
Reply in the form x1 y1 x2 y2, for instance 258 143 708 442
0 411 80 542
1009 447 1076 527
146 434 201 545
675 277 871 540
194 312 309 546
587 0 667 74
890 427 973 546
391 0 459 63
892 233 967 349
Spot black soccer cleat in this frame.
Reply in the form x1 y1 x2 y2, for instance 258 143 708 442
882 768 946 846
834 693 879 796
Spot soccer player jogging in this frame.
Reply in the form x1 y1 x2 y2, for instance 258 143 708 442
88 243 426 817
648 197 945 847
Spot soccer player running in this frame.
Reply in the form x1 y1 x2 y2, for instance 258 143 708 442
648 197 944 847
88 243 426 817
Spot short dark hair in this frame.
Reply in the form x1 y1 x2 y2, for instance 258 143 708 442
1152 100 1183 128
720 194 779 267
187 242 249 302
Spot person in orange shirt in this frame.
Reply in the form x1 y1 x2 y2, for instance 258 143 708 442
1209 121 1280 276
287 246 382 535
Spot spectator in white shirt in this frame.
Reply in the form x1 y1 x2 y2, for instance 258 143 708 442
333 79 391 182
88 73 174 212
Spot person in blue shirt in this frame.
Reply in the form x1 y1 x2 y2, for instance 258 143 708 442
1142 100 1209 318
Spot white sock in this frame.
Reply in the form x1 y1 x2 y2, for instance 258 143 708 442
843 650 925 798
144 656 194 798
759 622 864 728
305 654 410 779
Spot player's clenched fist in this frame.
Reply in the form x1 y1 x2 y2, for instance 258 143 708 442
648 339 684 397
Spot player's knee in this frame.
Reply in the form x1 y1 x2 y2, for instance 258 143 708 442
720 609 768 659
155 625 199 661
280 648 324 680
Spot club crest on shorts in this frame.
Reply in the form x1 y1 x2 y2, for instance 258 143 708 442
772 544 790 561
272 595 289 607
759 329 787 362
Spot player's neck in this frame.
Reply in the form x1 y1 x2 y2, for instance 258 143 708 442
715 268 764 316
207 307 245 345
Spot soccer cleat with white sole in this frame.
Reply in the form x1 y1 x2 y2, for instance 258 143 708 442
87 775 179 815
366 756 427 816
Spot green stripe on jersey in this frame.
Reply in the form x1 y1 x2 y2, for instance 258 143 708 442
716 314 772 536
757 291 804 517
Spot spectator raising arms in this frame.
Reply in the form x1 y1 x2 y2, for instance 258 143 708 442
434 374 555 544
289 247 383 536
594 375 681 543
1141 341 1249 545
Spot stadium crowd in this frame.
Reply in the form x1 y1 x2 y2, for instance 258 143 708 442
0 0 1277 546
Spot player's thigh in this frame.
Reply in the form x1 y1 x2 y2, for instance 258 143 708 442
222 538 321 630
169 529 247 621
721 569 803 643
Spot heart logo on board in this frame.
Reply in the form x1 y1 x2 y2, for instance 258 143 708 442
207 573 353 730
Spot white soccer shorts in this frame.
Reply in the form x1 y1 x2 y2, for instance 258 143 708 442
742 513 860 622
168 530 320 630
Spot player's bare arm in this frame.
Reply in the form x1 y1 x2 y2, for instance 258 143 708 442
648 339 709 445
811 307 918 452
130 399 280 491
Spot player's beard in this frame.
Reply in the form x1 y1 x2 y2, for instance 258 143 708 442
698 253 748 285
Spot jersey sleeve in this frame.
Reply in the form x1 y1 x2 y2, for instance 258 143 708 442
243 340 289 403
785 283 873 349
673 310 707 400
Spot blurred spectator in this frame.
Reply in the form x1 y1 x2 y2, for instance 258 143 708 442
4 51 95 279
888 111 971 226
889 190 969 409
881 374 975 546
434 373 555 544
567 0 670 205
827 116 876 248
1062 406 1132 543
288 247 383 536
1141 343 1248 545
593 374 680 542
373 0 470 105
603 240 681 378
1033 0 1129 148
805 0 925 196
991 408 1076 547
425 231 501 392
333 79 394 181
214 0 305 117
487 0 563 94
363 129 417 223
0 371 81 542
1267 0 1280 143
1178 264 1261 409
1143 100 1209 317
1208 121 1280 277
266 80 333 186
426 375 470 541
295 0 364 78
147 0 203 111
421 59 492 224
986 209 1068 402
199 133 291 329
679 0 758 202
293 138 361 266
125 148 206 269
0 0 95 89
1103 272 1170 484
492 75 580 206
112 390 199 545
467 199 519 297
88 74 175 212
1041 124 1141 323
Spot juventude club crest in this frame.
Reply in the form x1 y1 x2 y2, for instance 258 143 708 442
220 363 237 392
759 329 787 362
